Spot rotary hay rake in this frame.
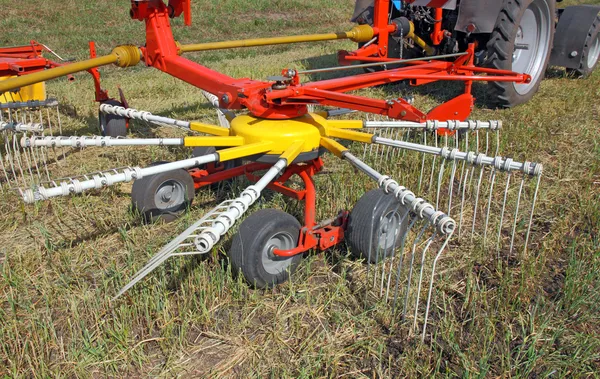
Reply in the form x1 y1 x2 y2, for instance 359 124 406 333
0 0 544 339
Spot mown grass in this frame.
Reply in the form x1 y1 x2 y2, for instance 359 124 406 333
1 0 600 377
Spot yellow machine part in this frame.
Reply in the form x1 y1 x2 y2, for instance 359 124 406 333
229 113 328 155
0 76 46 103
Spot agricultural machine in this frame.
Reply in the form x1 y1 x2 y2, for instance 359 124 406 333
0 0 597 338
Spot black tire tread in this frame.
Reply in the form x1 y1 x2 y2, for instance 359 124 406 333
229 209 302 289
485 0 556 108
566 16 600 78
346 189 407 264
131 165 195 223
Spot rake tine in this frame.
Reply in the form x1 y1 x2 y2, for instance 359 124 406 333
390 215 419 314
422 229 454 341
470 166 485 241
4 132 19 187
523 166 543 256
412 229 437 331
509 176 526 255
428 133 438 193
379 207 404 297
458 167 469 237
401 222 429 321
364 198 378 305
385 207 411 302
483 161 501 242
418 131 426 193
12 135 30 188
496 172 512 256
116 152 294 298
447 157 458 217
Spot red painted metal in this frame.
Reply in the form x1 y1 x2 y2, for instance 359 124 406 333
128 0 530 122
0 42 62 77
188 157 345 257
430 8 445 46
87 41 110 103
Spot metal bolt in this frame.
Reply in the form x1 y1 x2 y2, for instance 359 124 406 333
221 94 230 104
570 51 578 58
401 111 407 117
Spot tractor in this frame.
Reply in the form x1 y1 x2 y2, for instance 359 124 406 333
351 0 600 107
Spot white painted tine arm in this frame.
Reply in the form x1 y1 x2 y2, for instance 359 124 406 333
373 137 543 176
365 119 502 131
114 155 293 298
342 151 455 235
20 154 218 203
21 136 184 148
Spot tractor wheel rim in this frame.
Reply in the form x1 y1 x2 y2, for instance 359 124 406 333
512 0 552 95
378 210 400 251
587 33 600 69
263 232 296 275
154 180 186 209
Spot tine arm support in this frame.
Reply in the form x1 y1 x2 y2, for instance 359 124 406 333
324 145 456 235
113 141 305 298
20 154 218 203
373 137 543 176
21 136 184 148
100 104 230 136
365 120 502 131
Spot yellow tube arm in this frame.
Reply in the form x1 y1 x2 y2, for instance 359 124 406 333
279 140 305 164
184 136 244 147
217 141 274 162
0 45 141 95
320 137 348 158
189 122 231 136
326 128 374 144
179 25 374 53
326 120 364 130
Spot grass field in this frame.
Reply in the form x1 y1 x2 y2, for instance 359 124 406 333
1 0 600 377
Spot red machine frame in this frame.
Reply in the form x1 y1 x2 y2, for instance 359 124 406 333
121 0 531 257
130 0 530 122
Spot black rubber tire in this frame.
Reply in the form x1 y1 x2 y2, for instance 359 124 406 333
228 209 303 289
346 189 409 264
131 162 195 223
566 16 600 78
485 0 556 108
99 99 127 137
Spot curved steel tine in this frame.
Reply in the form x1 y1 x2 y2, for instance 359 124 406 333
399 220 428 321
418 131 427 193
412 228 437 331
428 133 438 193
483 168 498 242
523 174 542 256
458 168 470 238
496 173 512 256
470 166 485 240
422 229 454 341
385 207 412 302
509 176 526 255
391 215 419 316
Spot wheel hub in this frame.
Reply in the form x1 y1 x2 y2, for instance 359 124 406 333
154 180 185 209
512 0 552 95
262 232 296 275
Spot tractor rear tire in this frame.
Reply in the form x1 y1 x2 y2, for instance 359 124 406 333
486 0 556 108
228 209 303 288
566 15 600 78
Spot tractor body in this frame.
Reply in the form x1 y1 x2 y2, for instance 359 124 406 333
351 0 600 107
